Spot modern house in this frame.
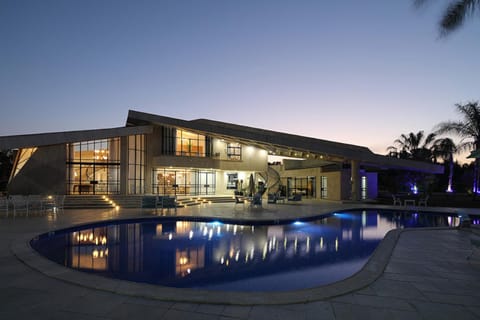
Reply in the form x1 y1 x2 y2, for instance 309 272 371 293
0 110 443 201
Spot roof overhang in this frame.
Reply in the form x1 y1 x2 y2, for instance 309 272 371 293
0 125 153 150
127 110 444 174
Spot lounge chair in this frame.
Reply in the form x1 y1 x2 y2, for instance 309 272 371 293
288 194 302 202
267 193 277 204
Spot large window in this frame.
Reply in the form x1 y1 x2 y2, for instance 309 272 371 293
287 176 316 198
128 135 145 194
176 129 206 157
161 127 209 157
153 168 216 196
66 138 120 195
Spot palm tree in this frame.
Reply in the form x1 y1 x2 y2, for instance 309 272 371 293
433 137 457 192
435 101 480 193
387 130 437 162
415 0 480 36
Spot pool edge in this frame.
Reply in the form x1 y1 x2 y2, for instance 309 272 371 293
11 225 431 305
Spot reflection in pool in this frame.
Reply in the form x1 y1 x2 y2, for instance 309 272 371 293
31 210 459 291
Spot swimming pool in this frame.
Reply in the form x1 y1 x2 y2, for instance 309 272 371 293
31 209 459 291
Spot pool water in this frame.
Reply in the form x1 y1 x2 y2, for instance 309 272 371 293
31 210 459 291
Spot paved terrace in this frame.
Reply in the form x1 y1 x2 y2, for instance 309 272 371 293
2 201 480 319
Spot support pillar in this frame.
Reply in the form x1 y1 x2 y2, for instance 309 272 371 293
351 160 360 201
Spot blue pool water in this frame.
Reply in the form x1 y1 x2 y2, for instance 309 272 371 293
31 210 459 291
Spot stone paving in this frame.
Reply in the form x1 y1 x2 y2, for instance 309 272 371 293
1 201 480 319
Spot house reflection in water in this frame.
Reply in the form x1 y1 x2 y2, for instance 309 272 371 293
32 210 458 291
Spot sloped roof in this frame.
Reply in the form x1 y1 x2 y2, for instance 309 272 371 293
0 125 153 150
127 110 443 174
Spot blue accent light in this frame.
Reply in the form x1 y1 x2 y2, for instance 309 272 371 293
292 221 304 226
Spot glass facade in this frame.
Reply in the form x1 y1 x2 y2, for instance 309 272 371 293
66 138 120 195
361 176 367 200
286 176 316 198
321 176 328 199
153 168 216 196
161 127 210 157
176 129 206 157
128 135 145 194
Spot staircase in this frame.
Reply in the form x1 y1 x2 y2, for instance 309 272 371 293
63 195 236 209
64 195 116 209
266 166 282 194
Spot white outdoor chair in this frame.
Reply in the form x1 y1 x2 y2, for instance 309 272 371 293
10 195 28 217
392 194 402 206
0 196 8 217
418 195 429 207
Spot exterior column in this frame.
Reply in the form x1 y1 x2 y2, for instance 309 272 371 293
120 136 128 195
351 160 360 201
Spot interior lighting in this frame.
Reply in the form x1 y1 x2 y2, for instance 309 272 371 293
179 256 189 265
168 233 173 240
189 230 194 239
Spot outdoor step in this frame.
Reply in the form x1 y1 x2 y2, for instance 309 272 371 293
62 195 237 209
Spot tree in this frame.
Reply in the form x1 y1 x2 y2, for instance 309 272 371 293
387 130 437 162
435 101 480 193
387 131 437 194
415 0 480 36
433 137 457 192
0 149 15 193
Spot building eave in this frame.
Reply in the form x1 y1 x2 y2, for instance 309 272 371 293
0 125 154 150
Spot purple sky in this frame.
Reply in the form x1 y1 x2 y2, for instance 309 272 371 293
1 1 479 162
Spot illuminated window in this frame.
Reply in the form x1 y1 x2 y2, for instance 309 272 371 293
66 138 120 195
175 129 206 157
226 143 241 160
128 135 145 194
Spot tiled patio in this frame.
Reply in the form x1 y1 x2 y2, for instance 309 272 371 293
1 201 480 319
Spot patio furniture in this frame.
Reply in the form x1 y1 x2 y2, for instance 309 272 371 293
418 195 429 207
251 193 262 207
392 195 402 206
288 194 302 202
404 199 416 207
234 195 246 208
0 196 8 217
267 193 277 204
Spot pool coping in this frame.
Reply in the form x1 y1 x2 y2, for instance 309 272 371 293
10 213 459 305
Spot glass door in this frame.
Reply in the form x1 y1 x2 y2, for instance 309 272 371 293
199 171 216 195
321 176 328 199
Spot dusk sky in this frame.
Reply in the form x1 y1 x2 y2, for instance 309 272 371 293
1 1 479 161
